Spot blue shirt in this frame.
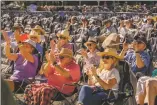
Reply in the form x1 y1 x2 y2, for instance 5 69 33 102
124 50 150 74
36 43 43 56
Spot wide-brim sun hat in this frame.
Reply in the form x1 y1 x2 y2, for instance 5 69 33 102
33 25 45 35
57 30 71 41
147 16 153 20
97 48 123 60
29 30 41 43
58 48 73 58
22 39 38 51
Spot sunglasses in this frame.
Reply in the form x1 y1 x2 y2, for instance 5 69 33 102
59 56 70 59
30 36 38 39
102 56 113 59
87 44 92 47
59 36 67 40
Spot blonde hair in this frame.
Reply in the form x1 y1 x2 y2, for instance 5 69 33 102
97 57 119 72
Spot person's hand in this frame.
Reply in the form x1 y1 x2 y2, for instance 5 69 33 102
86 69 92 76
91 66 97 76
57 40 64 49
45 51 51 62
80 49 87 57
45 50 56 63
14 29 20 36
1 30 10 42
133 41 139 52
50 40 56 51
123 41 129 51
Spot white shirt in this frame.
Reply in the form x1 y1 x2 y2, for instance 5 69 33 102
96 68 120 90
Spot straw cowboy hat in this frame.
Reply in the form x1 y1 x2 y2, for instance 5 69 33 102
58 48 73 58
102 33 120 49
33 25 45 35
84 37 97 47
29 30 41 43
97 48 122 59
57 30 71 41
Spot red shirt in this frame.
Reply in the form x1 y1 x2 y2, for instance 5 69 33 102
46 61 80 94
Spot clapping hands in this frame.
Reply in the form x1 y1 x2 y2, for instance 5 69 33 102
45 50 56 63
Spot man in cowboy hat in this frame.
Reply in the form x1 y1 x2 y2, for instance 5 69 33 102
24 48 80 105
55 29 74 52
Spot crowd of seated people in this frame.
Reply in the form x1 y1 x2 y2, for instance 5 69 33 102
1 6 157 105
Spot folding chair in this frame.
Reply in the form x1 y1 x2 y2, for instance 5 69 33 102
13 53 42 102
93 61 134 105
51 82 81 105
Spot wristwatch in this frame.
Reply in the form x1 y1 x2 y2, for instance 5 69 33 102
96 75 100 78
135 51 140 53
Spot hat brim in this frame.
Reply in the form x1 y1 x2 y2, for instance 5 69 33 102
33 28 45 35
57 34 72 41
97 52 122 59
29 35 41 43
58 53 73 58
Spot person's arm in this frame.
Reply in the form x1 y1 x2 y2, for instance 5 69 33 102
43 51 71 79
1 30 10 42
14 29 21 43
119 42 128 59
91 67 117 90
135 53 145 68
134 42 145 69
94 75 117 90
18 45 35 63
53 64 71 79
5 42 18 61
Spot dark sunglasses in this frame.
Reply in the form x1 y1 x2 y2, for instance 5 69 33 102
59 56 65 59
102 56 113 59
30 36 38 39
87 44 92 47
59 36 67 40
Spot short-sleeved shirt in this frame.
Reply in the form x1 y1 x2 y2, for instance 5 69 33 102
46 61 80 94
10 53 38 81
95 68 120 90
124 50 150 74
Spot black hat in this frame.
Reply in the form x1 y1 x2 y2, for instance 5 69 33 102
134 35 147 46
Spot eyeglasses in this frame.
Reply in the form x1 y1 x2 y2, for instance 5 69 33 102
102 56 113 59
59 36 67 40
